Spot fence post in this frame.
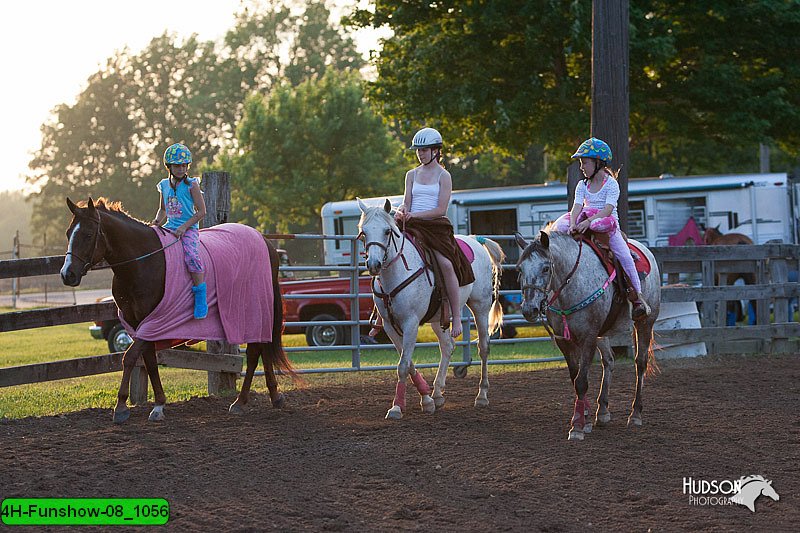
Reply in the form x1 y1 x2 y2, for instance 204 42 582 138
129 367 149 405
200 171 239 396
12 231 19 309
770 256 789 353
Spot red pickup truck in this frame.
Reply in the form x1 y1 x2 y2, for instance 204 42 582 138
280 274 378 346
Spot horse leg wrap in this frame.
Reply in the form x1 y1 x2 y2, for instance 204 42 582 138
410 371 431 396
393 381 407 410
192 282 208 320
571 398 585 430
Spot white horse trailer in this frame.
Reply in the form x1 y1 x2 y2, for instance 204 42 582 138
321 172 795 266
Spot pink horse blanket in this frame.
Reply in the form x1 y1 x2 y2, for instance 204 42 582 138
118 223 274 344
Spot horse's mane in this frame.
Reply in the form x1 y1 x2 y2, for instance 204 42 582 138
77 197 147 225
359 204 396 228
517 227 576 264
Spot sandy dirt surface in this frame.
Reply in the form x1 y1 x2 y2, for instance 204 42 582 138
1 354 798 531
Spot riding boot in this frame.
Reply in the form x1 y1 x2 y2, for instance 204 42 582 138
632 292 651 321
192 282 208 320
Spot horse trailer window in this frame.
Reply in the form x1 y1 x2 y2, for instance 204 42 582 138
656 198 706 238
627 201 646 240
334 216 360 250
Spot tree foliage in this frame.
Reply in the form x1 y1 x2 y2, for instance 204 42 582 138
224 69 403 234
350 0 800 179
26 1 364 240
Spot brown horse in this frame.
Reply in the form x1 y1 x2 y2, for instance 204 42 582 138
60 197 293 423
703 225 754 246
704 225 756 323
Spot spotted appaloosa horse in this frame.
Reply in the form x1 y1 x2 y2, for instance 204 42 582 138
357 199 504 420
60 197 293 423
515 229 661 441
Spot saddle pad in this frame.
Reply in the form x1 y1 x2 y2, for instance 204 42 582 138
455 237 475 263
628 241 652 276
118 223 274 344
579 235 651 277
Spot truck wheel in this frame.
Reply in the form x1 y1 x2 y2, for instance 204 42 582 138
305 314 345 347
107 323 133 353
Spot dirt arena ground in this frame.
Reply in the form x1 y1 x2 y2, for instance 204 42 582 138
2 354 798 532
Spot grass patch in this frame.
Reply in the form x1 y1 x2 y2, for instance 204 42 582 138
0 307 564 419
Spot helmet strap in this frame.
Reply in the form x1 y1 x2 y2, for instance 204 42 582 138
583 159 605 183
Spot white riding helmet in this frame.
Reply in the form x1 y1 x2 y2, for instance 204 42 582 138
408 127 443 150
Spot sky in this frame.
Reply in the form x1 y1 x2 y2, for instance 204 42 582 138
0 0 383 195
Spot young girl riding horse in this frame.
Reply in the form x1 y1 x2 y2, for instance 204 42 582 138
370 127 475 338
151 143 208 319
553 137 651 320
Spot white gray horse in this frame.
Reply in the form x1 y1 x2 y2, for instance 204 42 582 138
515 229 661 441
357 199 504 420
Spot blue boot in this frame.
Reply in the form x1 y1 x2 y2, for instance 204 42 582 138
192 283 208 320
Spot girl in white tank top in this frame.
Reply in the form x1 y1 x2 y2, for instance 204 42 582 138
375 127 471 339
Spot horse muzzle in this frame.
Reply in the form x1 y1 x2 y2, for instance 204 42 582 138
60 261 82 287
366 258 382 276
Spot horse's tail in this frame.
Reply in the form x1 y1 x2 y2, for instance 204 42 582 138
645 330 660 377
479 237 505 335
265 240 297 379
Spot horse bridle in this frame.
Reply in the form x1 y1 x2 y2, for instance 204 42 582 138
359 225 405 271
65 214 181 274
518 239 584 317
65 216 107 276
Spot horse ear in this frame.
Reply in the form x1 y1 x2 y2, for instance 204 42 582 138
383 199 391 213
540 230 550 249
514 232 528 250
356 197 367 213
66 197 79 215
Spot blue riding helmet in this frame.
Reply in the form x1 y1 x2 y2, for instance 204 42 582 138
163 143 192 167
571 138 612 162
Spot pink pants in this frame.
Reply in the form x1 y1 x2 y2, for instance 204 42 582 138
181 227 204 273
553 210 642 293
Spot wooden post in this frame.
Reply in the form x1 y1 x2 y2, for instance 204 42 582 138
200 171 239 396
591 0 630 232
770 257 789 353
567 161 582 211
129 367 149 405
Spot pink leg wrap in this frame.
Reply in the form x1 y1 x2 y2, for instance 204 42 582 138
410 371 431 396
393 381 407 410
571 398 585 430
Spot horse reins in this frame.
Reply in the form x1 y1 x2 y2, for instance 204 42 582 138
66 218 181 274
360 218 432 333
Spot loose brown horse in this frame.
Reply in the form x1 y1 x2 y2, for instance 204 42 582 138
704 225 756 323
60 197 293 423
703 225 754 247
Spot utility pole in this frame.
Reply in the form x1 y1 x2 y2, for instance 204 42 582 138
591 0 630 232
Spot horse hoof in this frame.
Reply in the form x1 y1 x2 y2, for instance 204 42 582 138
112 409 130 424
583 422 593 434
596 412 612 426
568 429 585 441
272 393 287 409
433 396 446 409
228 401 244 415
148 408 165 422
421 396 436 414
474 397 489 408
627 416 643 428
385 406 403 420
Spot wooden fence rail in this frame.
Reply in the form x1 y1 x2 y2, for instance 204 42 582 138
2 241 799 398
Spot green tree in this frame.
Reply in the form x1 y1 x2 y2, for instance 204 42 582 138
26 1 364 240
351 0 800 179
225 69 403 238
